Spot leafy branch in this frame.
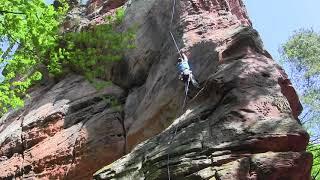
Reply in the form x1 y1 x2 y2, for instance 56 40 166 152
0 10 24 15
281 28 320 179
0 2 135 116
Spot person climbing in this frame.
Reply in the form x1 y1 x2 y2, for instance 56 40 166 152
176 52 200 89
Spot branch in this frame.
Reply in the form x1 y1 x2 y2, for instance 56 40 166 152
308 144 320 150
1 42 15 61
313 169 320 180
0 10 24 15
312 152 320 159
310 136 320 143
301 109 312 125
0 22 20 60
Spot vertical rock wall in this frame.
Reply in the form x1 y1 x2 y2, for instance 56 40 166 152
0 76 126 179
94 0 312 179
0 0 311 179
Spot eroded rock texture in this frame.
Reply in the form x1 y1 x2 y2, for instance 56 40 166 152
0 75 126 179
0 0 312 179
94 0 312 179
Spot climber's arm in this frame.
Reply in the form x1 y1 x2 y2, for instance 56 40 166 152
182 53 188 62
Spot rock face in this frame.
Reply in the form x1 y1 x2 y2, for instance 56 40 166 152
0 0 312 179
0 75 126 179
94 0 311 179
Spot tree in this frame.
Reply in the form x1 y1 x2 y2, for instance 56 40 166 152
0 1 135 116
52 8 135 82
0 0 68 115
281 28 320 180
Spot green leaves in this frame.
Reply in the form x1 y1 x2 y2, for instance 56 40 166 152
0 4 135 116
281 29 320 111
53 7 135 81
308 144 320 179
0 0 68 116
281 28 320 180
281 29 320 77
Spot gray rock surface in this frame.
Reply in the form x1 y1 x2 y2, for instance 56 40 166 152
0 0 312 179
0 75 126 179
94 0 312 179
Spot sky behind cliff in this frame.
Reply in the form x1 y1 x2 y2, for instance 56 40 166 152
4 0 320 61
2 1 320 80
244 0 320 128
35 0 320 61
243 0 320 60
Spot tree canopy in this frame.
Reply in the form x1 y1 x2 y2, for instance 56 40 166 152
0 0 68 115
281 28 320 180
282 29 320 77
0 0 135 116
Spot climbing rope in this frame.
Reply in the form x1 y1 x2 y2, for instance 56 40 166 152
170 31 183 58
182 75 191 111
166 124 178 180
168 0 189 111
166 0 193 179
169 0 183 59
168 0 191 109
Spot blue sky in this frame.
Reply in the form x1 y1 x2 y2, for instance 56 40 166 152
1 0 319 133
243 0 320 60
2 1 320 82
243 0 320 136
243 0 320 94
3 0 320 62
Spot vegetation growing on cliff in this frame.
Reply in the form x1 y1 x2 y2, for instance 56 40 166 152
0 0 68 115
54 8 135 81
0 1 135 116
281 28 320 180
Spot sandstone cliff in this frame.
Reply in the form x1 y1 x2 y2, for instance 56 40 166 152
0 0 312 179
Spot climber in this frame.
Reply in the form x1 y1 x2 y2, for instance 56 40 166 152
176 52 200 89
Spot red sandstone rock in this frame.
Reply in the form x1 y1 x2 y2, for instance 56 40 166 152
0 75 126 179
93 0 311 179
0 0 312 179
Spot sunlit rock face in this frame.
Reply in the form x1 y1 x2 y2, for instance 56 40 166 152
0 0 311 179
94 0 311 179
0 75 126 179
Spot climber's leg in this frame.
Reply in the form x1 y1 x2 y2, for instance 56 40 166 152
184 75 191 96
190 74 200 89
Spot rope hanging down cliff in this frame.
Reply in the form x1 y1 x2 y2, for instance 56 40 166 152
169 0 200 110
169 0 195 108
169 0 183 59
167 0 188 179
